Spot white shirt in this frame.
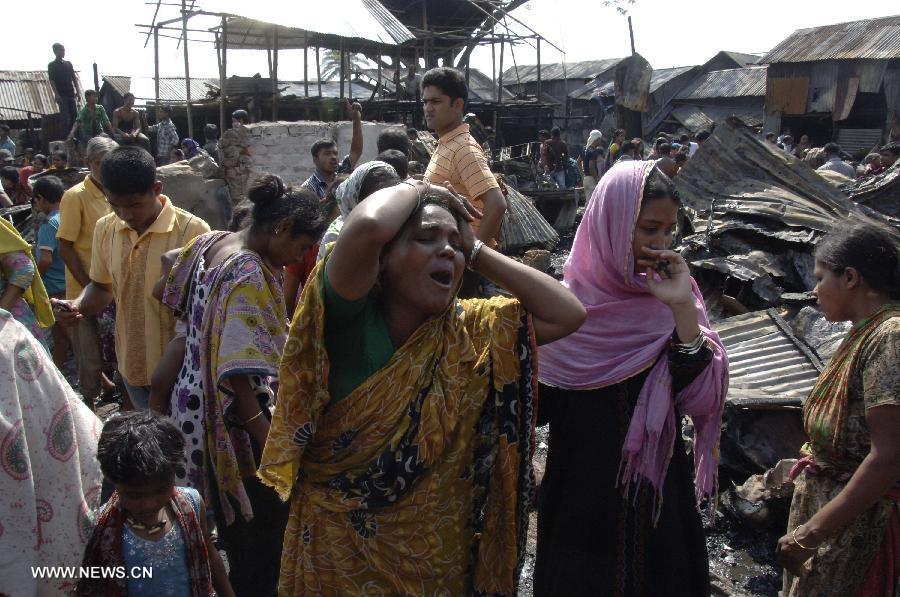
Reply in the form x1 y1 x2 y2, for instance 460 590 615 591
817 157 856 179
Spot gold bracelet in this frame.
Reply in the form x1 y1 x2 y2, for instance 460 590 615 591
791 526 817 550
242 410 265 425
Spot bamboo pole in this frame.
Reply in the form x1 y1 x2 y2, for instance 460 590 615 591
154 26 160 103
303 34 309 97
219 16 227 131
181 0 193 139
272 27 279 120
316 46 322 97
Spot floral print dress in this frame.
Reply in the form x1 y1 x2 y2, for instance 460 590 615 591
1 250 46 346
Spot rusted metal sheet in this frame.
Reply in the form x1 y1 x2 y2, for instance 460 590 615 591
0 70 77 120
766 76 809 115
835 128 883 154
614 53 652 112
503 58 626 85
761 15 900 63
675 66 767 101
714 309 822 409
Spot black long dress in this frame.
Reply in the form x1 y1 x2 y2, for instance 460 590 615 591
534 342 713 597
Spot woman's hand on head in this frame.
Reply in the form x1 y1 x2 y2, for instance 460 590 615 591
638 248 694 307
427 183 480 258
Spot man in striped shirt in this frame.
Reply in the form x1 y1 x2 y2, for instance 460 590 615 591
422 68 506 247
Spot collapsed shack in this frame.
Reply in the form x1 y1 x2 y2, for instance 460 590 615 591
675 117 899 317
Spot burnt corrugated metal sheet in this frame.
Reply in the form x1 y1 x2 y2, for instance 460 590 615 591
714 309 822 408
499 182 559 252
761 15 900 63
721 51 761 67
675 66 767 100
567 75 615 101
0 71 79 119
103 76 219 104
503 58 626 85
208 0 414 51
670 104 764 132
360 67 515 101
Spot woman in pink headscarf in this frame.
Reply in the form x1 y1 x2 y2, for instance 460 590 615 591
533 160 729 596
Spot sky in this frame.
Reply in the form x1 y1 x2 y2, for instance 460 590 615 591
4 1 898 90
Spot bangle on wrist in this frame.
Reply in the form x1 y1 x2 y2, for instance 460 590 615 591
791 525 818 550
242 410 265 425
673 331 705 354
468 240 485 270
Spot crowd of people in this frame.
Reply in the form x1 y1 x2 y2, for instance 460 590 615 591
0 59 897 597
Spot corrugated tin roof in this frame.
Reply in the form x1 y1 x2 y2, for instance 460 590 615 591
207 0 414 51
675 66 767 100
714 309 822 408
721 51 761 67
0 70 80 119
503 58 626 85
761 14 900 63
649 66 697 93
103 76 220 104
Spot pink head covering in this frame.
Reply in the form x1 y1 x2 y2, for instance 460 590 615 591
539 160 729 517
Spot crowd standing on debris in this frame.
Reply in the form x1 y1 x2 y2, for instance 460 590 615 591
0 46 898 597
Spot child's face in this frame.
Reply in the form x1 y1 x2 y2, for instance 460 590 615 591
113 476 174 524
51 155 66 169
33 195 53 214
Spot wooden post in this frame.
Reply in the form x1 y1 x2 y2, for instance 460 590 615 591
181 0 193 139
219 16 227 132
92 63 99 93
395 48 401 98
422 1 429 68
497 36 505 104
303 34 309 97
628 16 636 55
536 37 542 101
465 58 470 88
154 26 160 103
272 27 279 120
316 46 322 97
491 38 496 87
340 43 346 99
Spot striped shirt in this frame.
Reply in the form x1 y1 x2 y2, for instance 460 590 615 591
425 123 499 238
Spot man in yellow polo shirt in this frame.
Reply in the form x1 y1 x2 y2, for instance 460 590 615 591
422 67 506 297
55 147 209 409
57 136 118 405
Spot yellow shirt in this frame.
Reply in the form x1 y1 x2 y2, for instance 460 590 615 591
56 176 111 299
90 195 210 386
425 123 500 239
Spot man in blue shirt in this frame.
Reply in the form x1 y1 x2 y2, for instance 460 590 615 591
301 100 363 198
0 124 15 156
32 175 70 366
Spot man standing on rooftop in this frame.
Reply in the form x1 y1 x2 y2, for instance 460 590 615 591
48 43 80 138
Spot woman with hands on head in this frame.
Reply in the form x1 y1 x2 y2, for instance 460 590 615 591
258 178 585 596
533 161 729 596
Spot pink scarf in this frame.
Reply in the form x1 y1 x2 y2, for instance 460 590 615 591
539 160 728 516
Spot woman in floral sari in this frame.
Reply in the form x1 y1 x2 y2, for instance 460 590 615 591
777 223 900 596
259 179 586 595
162 175 326 596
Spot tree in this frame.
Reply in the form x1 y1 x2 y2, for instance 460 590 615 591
319 50 368 81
